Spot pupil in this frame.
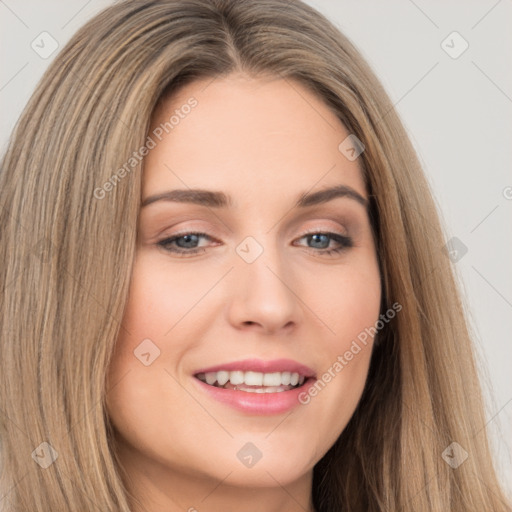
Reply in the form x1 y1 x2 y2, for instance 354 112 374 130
310 234 328 249
179 234 198 248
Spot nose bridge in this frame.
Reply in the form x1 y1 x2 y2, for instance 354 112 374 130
229 232 300 332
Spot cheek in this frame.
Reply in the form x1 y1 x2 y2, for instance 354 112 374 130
313 253 382 347
118 258 182 336
110 256 208 367
297 253 381 438
105 260 170 402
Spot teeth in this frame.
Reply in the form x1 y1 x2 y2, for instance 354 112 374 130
262 372 281 386
229 371 244 385
205 372 217 385
245 371 263 386
243 386 286 393
197 370 307 388
216 370 229 386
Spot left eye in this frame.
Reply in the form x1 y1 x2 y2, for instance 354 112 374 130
157 231 353 257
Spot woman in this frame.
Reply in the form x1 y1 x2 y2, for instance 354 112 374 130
0 0 510 510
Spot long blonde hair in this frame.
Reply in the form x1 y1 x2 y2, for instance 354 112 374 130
0 1 510 510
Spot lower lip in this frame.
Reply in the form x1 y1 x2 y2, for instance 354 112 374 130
193 377 316 415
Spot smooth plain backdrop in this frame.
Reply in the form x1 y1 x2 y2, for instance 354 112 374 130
1 0 511 495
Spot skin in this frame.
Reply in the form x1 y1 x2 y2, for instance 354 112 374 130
105 72 381 512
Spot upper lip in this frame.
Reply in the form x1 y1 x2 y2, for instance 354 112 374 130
194 358 316 378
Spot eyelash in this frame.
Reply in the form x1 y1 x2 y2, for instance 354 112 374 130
156 230 353 258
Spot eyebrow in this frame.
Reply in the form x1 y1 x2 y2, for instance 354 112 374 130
141 184 368 209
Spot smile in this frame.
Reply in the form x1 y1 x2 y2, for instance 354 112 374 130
192 358 316 414
195 370 307 393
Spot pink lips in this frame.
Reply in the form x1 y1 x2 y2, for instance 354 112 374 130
192 358 317 415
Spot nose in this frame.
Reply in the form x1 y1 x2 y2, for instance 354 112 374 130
225 240 302 335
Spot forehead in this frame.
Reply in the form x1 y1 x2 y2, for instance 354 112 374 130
144 73 366 202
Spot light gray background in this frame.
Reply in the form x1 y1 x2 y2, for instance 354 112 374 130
1 0 511 496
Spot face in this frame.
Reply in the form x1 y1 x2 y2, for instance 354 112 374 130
105 73 381 507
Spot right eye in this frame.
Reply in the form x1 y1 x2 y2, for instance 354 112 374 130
157 231 214 257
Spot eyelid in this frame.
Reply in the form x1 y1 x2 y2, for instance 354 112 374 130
147 220 223 243
145 206 360 242
152 211 353 241
299 223 350 237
